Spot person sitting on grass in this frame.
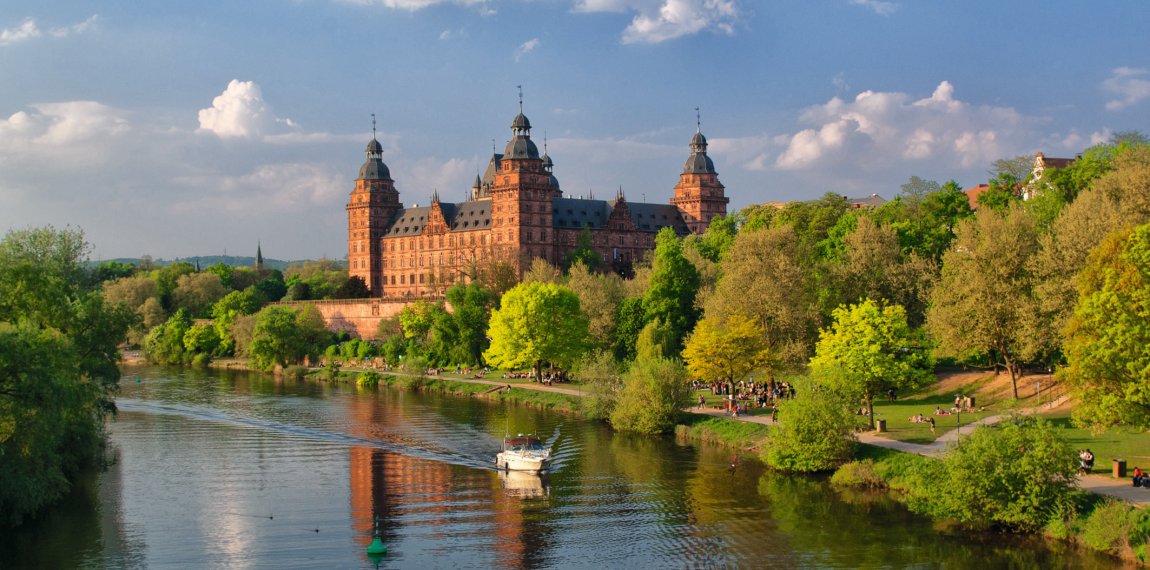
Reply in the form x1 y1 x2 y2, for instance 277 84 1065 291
1132 466 1146 488
934 406 951 416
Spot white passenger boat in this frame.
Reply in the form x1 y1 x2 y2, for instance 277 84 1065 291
495 434 551 473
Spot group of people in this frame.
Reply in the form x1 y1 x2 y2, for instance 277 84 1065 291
908 413 937 433
692 379 795 420
1078 449 1095 474
1133 466 1148 488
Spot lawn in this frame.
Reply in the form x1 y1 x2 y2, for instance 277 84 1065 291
1041 412 1150 474
870 393 995 444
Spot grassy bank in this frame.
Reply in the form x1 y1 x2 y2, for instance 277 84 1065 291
674 414 771 452
295 367 585 415
835 443 1150 566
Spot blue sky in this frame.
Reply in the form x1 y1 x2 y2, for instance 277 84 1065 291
1 0 1147 260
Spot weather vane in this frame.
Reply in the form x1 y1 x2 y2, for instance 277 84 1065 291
371 113 377 139
517 85 523 112
695 107 701 132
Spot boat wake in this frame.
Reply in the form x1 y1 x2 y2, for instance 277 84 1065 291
115 398 500 471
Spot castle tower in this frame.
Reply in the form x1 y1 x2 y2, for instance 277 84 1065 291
489 94 558 270
671 115 728 234
347 119 400 295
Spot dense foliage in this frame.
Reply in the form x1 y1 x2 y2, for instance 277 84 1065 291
0 227 132 526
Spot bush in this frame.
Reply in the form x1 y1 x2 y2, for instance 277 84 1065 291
609 356 690 434
1081 500 1147 557
931 416 1077 532
357 371 382 388
574 351 621 421
763 384 860 473
282 365 308 379
830 460 886 489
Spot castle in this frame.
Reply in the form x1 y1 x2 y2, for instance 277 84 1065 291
346 104 728 297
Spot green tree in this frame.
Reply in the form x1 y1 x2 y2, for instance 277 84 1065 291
182 323 221 364
810 300 932 428
928 205 1038 399
706 225 818 365
0 226 132 525
152 261 196 310
443 282 492 366
567 262 624 352
484 281 589 381
172 271 228 317
335 275 370 299
399 300 442 343
608 355 690 434
1062 225 1150 429
1022 188 1127 365
976 172 1021 212
643 228 700 353
682 312 773 385
764 378 860 472
144 309 192 365
612 296 647 362
248 306 307 371
202 262 235 289
563 226 603 272
932 417 1076 531
574 351 622 420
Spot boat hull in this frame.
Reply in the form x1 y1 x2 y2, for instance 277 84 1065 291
496 451 550 473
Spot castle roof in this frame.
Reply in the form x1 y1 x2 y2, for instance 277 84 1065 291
358 137 391 180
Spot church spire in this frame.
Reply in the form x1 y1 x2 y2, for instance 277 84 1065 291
255 241 264 271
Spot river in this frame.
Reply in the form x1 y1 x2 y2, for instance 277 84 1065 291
0 366 1117 568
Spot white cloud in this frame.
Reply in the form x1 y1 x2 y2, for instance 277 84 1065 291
0 15 98 46
171 163 347 215
1103 67 1150 111
51 15 99 37
197 80 299 139
775 81 1030 171
571 0 635 12
342 0 490 11
848 0 897 16
0 19 40 46
514 37 541 61
619 0 741 44
0 101 130 163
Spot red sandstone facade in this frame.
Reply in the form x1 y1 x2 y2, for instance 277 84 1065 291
348 107 728 297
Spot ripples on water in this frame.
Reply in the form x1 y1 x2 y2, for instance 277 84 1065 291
0 366 1121 569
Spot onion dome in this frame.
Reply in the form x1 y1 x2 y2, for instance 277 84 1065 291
358 136 391 180
683 129 716 175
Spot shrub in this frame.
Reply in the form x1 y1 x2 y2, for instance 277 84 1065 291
608 356 690 434
830 460 885 489
575 351 621 421
1081 500 1145 557
324 362 341 382
357 371 382 388
932 416 1077 532
763 383 860 473
282 365 308 379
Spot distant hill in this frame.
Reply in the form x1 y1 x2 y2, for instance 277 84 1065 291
91 256 347 272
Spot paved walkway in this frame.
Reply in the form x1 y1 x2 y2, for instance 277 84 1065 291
686 401 1148 506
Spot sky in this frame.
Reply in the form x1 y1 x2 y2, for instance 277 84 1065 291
1 1 1147 261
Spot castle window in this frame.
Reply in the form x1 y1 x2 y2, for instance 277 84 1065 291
400 275 405 284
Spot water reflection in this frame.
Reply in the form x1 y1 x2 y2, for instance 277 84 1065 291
0 366 1124 569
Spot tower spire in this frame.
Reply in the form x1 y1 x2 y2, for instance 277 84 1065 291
695 106 701 133
372 113 377 140
517 84 523 113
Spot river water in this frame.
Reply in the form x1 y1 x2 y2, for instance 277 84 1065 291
1 366 1117 568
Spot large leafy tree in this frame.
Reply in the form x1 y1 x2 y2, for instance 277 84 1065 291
643 227 700 354
682 312 773 385
1062 224 1150 430
0 226 132 525
436 282 492 366
932 417 1076 532
608 355 690 434
928 205 1038 399
810 299 932 428
706 225 818 365
484 281 589 381
248 306 308 370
